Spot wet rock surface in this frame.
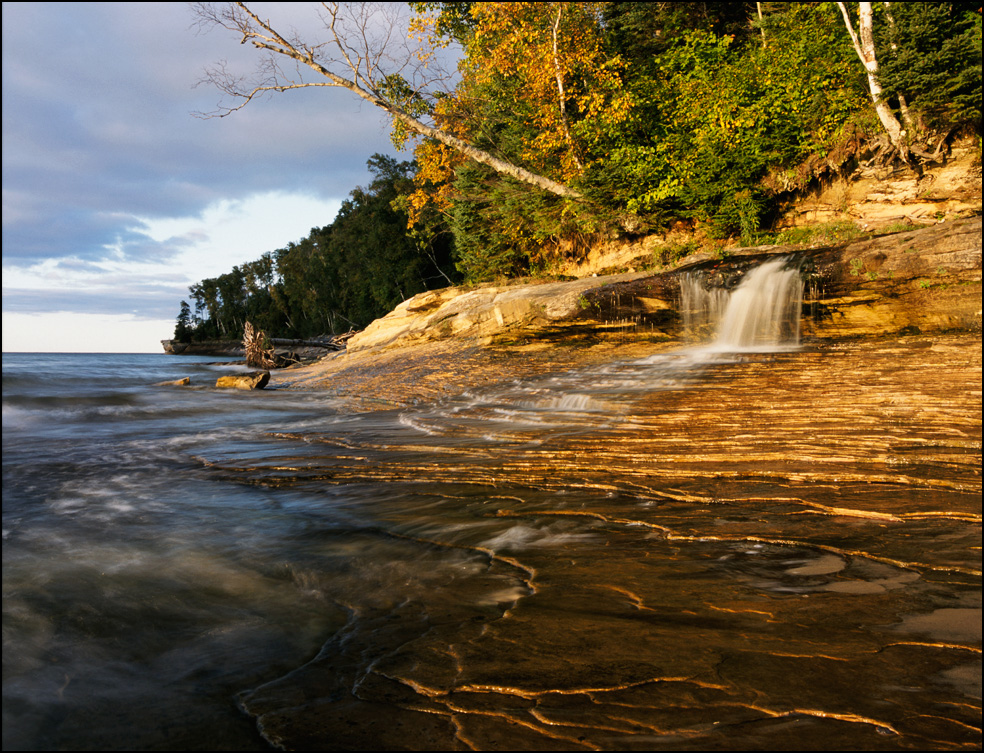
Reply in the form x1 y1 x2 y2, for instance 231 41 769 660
215 370 270 390
153 376 191 387
211 335 983 750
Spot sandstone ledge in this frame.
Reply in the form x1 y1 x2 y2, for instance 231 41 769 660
275 217 981 403
345 216 981 353
347 270 657 353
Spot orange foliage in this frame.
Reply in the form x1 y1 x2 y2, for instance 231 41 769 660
467 1 631 179
407 2 631 226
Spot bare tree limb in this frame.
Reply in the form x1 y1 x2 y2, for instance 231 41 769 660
192 2 582 198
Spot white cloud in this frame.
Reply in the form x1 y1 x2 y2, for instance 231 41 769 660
2 191 343 352
135 191 343 279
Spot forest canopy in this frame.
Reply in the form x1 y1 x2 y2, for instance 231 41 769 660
177 1 981 342
179 156 455 342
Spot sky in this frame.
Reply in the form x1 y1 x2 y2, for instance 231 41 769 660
2 2 417 353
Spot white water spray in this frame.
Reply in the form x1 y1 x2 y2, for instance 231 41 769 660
682 258 803 352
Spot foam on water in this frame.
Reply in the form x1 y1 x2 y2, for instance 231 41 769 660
480 523 597 551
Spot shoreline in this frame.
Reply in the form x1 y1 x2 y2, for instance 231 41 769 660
160 216 981 403
269 216 981 403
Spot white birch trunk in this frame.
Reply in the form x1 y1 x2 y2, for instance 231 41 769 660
552 5 583 172
837 2 906 148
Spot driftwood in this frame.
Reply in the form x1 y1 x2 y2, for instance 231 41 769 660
267 332 356 351
244 322 359 368
326 329 358 350
244 322 278 368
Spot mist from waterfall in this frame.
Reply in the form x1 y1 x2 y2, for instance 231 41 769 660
681 258 804 352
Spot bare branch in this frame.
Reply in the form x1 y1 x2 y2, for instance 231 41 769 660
191 1 582 198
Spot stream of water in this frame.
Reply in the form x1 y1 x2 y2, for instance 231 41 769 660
3 263 981 750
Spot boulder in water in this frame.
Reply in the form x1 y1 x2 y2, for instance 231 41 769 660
154 377 191 387
215 371 270 390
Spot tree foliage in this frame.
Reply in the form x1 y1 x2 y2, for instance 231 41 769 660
178 156 458 342
183 1 982 326
613 4 867 233
876 2 982 131
408 1 882 267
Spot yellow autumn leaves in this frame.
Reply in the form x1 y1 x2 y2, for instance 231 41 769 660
406 2 633 225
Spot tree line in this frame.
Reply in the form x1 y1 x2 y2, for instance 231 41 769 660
177 1 981 341
174 156 455 342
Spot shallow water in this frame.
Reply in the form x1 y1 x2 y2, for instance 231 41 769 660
2 341 981 750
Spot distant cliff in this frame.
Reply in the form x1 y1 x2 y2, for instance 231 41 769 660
161 337 338 361
161 339 243 357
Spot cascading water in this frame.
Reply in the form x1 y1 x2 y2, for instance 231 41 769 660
680 272 729 341
682 257 804 351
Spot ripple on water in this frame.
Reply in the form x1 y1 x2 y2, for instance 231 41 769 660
3 339 981 750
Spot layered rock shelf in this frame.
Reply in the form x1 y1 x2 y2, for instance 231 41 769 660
273 217 980 406
342 216 981 354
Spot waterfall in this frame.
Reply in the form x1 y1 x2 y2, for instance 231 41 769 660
680 273 729 342
682 258 804 351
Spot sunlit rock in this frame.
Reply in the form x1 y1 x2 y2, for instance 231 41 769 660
215 371 270 390
342 217 980 356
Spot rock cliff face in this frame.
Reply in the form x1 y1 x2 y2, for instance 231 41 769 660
782 139 982 230
805 216 982 337
544 137 982 278
345 216 981 354
277 216 979 401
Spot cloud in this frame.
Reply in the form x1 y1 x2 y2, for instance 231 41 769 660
4 190 344 317
2 2 412 350
1 2 400 248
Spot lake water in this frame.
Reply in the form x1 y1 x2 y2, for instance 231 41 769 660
2 341 981 750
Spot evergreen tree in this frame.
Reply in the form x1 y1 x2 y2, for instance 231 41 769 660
876 2 982 131
173 300 193 343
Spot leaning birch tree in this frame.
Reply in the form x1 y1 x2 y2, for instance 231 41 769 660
191 2 582 198
836 2 907 151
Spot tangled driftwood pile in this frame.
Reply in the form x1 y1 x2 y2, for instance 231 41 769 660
244 322 358 368
244 322 278 369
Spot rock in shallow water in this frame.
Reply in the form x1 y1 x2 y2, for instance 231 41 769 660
215 371 270 390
